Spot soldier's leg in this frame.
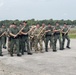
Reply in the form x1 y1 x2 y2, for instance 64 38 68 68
10 40 14 56
32 38 35 47
53 35 57 51
43 36 46 45
58 35 62 50
49 36 54 50
0 39 3 56
45 36 49 52
49 42 51 48
30 39 32 51
19 38 21 53
39 39 43 52
5 37 7 47
2 37 4 45
34 38 39 52
2 36 7 48
4 36 7 48
8 38 11 53
62 36 65 49
24 42 27 52
15 39 21 56
21 39 25 55
25 37 32 54
13 44 17 53
65 35 70 48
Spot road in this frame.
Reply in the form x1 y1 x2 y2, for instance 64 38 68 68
0 39 76 75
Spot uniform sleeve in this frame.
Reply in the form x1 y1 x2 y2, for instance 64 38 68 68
9 28 12 33
58 26 61 30
46 27 48 30
0 28 3 35
28 26 30 31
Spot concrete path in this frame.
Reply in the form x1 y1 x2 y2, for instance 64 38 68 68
0 39 76 75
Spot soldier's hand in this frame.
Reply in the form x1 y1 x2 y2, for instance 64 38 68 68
64 32 66 35
45 30 51 33
31 36 34 38
14 35 17 38
24 33 28 35
48 30 51 32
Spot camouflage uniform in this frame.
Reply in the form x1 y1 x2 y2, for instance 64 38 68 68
29 28 35 50
33 27 43 52
40 26 46 44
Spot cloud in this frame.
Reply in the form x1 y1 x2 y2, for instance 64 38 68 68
63 13 68 16
0 2 4 8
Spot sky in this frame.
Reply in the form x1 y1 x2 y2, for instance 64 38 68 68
0 0 76 20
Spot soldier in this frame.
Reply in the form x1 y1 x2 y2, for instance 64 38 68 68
9 23 21 57
29 25 36 51
61 23 70 50
40 23 46 44
45 23 54 52
0 28 4 56
7 24 13 53
33 24 43 53
53 22 62 52
20 21 32 55
49 26 55 48
18 23 27 54
18 23 23 53
1 24 7 49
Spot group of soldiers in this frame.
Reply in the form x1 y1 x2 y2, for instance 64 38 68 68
0 21 71 57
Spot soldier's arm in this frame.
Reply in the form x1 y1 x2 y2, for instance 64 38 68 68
20 31 28 35
53 27 56 32
54 26 61 32
9 29 16 37
21 27 30 35
53 27 58 32
5 28 8 35
45 27 51 33
0 29 3 36
61 27 65 33
0 28 6 37
9 32 15 37
45 30 51 33
54 27 59 32
65 28 70 34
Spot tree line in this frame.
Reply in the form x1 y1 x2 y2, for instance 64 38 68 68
0 19 76 27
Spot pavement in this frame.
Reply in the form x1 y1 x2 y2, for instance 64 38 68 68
0 39 76 75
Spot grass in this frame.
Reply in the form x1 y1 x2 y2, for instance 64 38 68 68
69 34 76 39
69 29 76 39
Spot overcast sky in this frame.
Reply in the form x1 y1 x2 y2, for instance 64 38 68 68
0 0 76 20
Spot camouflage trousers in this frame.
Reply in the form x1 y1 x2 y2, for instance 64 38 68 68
29 37 35 50
34 37 43 52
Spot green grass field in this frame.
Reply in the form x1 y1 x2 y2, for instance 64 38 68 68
69 34 76 39
69 29 76 39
